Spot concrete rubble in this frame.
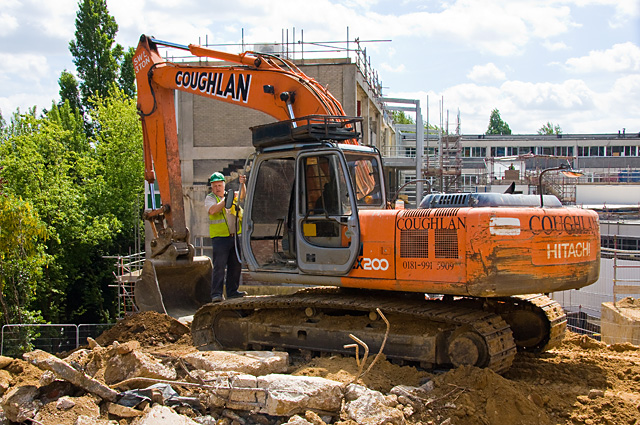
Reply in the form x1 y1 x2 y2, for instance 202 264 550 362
182 351 289 376
0 342 417 425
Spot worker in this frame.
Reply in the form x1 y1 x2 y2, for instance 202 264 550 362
204 172 247 302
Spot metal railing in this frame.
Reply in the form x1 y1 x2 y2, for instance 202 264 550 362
609 247 640 304
1 323 113 358
566 309 601 340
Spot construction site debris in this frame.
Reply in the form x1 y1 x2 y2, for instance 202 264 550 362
0 311 637 424
23 349 119 402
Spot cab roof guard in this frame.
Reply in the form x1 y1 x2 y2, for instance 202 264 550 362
251 115 362 150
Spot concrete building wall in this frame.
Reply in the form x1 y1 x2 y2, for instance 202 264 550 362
576 185 640 205
177 60 372 187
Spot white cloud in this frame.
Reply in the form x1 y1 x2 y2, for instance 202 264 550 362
0 92 54 116
381 63 406 73
543 40 569 51
36 1 76 39
467 63 506 83
0 53 49 80
565 42 640 73
380 0 579 57
0 13 18 36
389 76 633 134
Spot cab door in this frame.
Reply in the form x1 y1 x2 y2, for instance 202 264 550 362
296 150 360 275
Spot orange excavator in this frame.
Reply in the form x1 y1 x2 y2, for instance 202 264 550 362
134 35 600 373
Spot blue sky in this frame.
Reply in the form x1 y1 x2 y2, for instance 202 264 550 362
0 0 638 134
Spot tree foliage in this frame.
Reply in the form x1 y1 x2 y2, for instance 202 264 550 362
0 0 144 331
538 121 562 135
69 0 123 106
0 92 143 325
392 110 415 125
58 70 83 114
118 47 137 98
487 108 512 135
0 194 48 326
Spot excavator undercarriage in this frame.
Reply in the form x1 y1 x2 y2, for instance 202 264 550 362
191 288 566 374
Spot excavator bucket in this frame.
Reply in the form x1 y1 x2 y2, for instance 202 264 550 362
135 256 212 319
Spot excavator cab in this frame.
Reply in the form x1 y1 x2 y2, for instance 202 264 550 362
242 116 382 277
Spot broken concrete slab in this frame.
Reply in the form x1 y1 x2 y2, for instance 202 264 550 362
0 385 41 422
182 351 289 376
284 415 314 425
104 346 177 384
0 356 13 369
107 401 144 418
344 384 405 425
22 350 119 402
257 374 343 416
0 369 12 396
56 395 76 410
133 405 200 425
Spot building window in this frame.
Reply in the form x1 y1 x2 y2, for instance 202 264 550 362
608 146 624 156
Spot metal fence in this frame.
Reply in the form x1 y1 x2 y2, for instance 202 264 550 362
1 323 113 358
554 247 640 344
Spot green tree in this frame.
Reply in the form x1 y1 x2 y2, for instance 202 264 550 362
538 122 562 135
69 0 123 106
392 110 415 125
0 194 48 326
58 70 83 114
118 47 137 98
0 94 143 325
487 108 512 135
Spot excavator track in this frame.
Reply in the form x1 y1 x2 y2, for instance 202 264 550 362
192 288 517 374
493 294 567 352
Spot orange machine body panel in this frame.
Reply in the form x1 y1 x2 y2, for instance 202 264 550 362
341 207 600 297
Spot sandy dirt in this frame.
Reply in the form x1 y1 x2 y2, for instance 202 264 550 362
4 311 640 425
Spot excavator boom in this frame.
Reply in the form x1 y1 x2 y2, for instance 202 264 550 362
133 35 355 318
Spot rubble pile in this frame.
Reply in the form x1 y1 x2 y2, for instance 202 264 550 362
0 311 638 425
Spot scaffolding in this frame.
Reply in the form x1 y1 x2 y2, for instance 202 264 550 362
106 252 145 318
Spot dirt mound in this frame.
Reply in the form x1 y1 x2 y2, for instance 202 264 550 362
94 311 190 347
420 365 553 425
617 297 640 309
292 354 430 393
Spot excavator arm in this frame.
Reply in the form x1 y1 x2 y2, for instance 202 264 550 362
134 34 349 242
132 34 352 317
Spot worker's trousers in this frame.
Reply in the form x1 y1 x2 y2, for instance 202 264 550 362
210 236 242 300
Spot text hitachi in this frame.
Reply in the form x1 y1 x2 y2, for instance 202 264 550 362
547 242 591 259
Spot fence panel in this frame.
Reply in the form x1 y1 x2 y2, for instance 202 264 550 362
1 323 113 358
78 324 114 345
1 324 77 357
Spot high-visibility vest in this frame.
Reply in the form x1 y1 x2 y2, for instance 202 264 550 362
208 194 242 238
